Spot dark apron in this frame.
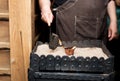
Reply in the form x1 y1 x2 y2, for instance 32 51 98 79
55 0 109 43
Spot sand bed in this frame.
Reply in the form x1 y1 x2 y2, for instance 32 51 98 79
35 44 108 59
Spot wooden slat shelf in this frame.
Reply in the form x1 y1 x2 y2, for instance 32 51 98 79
0 68 10 75
0 42 10 49
0 0 8 11
0 0 10 81
0 75 11 81
0 10 9 21
0 49 10 75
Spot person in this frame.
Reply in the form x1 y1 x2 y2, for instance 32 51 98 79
39 0 118 46
107 0 120 80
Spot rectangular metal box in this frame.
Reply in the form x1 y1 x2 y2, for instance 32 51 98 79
28 40 114 81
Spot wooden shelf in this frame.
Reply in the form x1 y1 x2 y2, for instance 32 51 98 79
0 42 10 49
0 0 10 81
0 49 10 75
0 75 11 81
0 68 11 75
0 10 9 20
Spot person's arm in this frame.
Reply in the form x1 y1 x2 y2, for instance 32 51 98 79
39 0 54 26
107 0 118 41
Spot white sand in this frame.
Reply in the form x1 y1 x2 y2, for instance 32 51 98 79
35 44 108 59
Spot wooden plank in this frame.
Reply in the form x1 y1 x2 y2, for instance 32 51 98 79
0 68 10 75
0 11 9 20
0 75 11 81
0 50 10 73
0 0 8 11
0 21 9 42
9 0 34 81
0 42 10 49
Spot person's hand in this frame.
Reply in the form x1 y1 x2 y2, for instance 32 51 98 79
108 21 118 41
41 8 54 26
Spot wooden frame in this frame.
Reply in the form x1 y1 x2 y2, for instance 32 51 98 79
9 0 34 81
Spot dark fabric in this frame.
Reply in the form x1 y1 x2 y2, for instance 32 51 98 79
55 0 109 43
53 0 67 8
52 0 113 8
107 36 120 81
